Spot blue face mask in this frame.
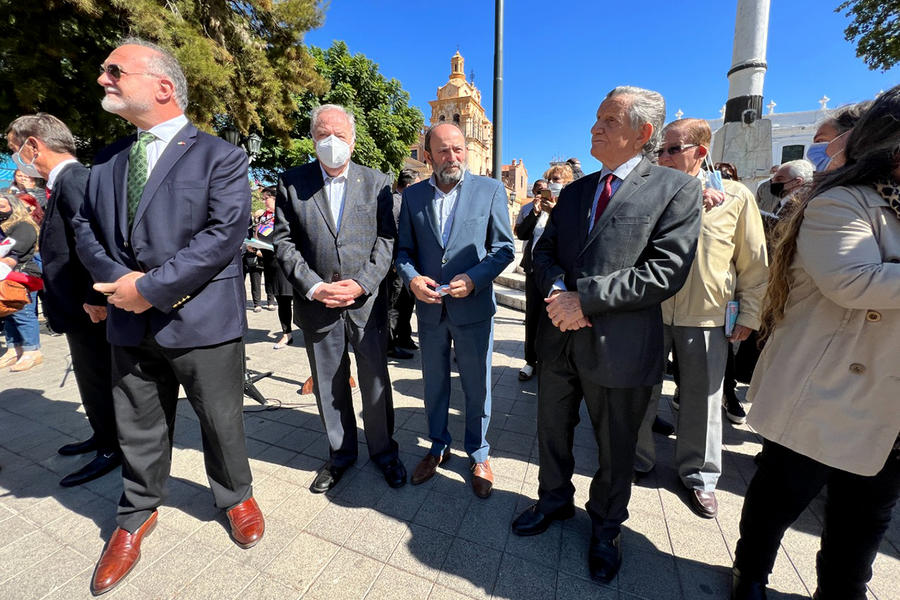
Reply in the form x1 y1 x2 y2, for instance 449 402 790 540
806 142 830 172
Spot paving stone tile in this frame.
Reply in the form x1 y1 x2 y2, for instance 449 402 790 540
224 515 303 571
129 537 222 598
0 546 90 600
345 510 408 561
504 514 562 567
374 479 431 521
304 547 383 599
175 554 260 599
491 552 556 600
428 584 482 600
435 538 501 598
365 564 434 600
303 501 368 545
412 491 471 536
675 560 732 599
667 516 732 567
389 524 454 581
0 530 61 582
556 572 618 600
262 531 339 592
455 492 515 551
618 548 681 600
235 575 300 600
0 515 38 550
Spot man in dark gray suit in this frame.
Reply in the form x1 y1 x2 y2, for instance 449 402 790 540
510 86 702 583
273 104 406 493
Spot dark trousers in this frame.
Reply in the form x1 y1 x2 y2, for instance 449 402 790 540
111 335 253 532
65 322 118 451
734 439 900 599
386 270 413 346
537 342 653 540
276 295 292 333
303 314 398 469
245 269 262 306
523 273 541 366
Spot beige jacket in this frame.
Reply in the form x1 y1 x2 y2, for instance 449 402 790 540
661 178 769 329
748 185 900 476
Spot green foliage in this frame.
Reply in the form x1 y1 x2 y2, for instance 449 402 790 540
253 41 425 179
0 0 327 160
837 0 900 71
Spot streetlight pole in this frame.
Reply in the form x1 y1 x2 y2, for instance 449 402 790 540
492 0 503 181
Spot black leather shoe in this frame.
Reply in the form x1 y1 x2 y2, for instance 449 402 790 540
731 568 767 599
511 503 575 536
58 436 98 456
651 416 675 436
381 458 407 488
60 450 121 487
589 534 622 583
387 346 414 360
395 338 418 350
310 461 352 494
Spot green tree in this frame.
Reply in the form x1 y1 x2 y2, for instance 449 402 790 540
837 0 900 71
253 40 425 179
0 0 327 159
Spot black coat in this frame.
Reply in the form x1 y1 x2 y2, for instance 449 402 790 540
39 162 105 333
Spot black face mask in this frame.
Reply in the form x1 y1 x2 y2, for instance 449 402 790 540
0 208 12 223
769 181 786 198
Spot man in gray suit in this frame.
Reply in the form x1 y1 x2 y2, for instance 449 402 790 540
510 86 702 582
272 104 406 492
396 123 514 499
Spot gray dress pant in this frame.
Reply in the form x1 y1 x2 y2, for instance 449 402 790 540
635 325 728 491
111 335 253 532
303 314 398 469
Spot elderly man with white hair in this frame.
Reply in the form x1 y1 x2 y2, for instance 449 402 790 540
272 104 407 494
769 159 815 217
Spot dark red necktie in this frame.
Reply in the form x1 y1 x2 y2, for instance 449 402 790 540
46 188 51 201
592 173 615 227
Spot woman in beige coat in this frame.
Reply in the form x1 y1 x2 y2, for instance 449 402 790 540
730 85 900 600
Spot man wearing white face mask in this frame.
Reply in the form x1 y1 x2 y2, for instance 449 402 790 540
272 104 406 493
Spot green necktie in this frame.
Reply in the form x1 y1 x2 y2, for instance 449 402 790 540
127 131 156 225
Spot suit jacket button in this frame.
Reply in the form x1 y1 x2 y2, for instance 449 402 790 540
124 241 129 248
331 273 341 282
442 258 448 264
849 363 866 375
865 310 881 322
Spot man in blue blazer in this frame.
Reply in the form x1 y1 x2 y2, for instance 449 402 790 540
73 38 263 595
396 123 514 498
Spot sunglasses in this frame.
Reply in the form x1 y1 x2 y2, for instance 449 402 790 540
655 143 699 157
99 64 156 79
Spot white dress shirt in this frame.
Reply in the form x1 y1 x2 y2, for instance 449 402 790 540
136 113 190 175
306 161 352 300
553 154 644 293
429 170 466 247
45 158 80 191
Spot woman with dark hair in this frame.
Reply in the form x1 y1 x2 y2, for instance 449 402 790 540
730 86 900 600
808 101 872 172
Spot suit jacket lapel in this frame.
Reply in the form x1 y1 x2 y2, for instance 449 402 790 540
444 177 470 250
581 158 651 253
310 161 337 238
336 163 361 237
131 123 196 230
576 171 602 248
112 141 132 240
423 183 443 247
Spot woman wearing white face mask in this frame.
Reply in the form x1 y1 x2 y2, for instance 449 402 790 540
514 164 573 381
807 101 871 172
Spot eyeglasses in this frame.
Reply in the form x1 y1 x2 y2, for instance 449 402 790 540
99 64 156 79
655 144 699 157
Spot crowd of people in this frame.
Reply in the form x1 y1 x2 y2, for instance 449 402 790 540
0 36 896 600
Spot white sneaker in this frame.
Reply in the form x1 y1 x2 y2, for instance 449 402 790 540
518 363 535 381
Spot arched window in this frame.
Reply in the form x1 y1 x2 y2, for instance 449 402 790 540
439 115 445 122
453 114 460 124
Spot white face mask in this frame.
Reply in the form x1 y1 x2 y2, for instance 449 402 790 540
12 146 41 180
315 134 352 169
548 182 564 197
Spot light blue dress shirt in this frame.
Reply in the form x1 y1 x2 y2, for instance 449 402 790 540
429 170 466 247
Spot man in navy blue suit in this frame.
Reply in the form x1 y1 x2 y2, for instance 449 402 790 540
396 123 514 499
73 38 264 595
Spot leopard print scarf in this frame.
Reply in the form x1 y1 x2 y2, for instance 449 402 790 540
873 180 900 221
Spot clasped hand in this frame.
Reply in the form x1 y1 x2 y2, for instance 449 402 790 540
93 271 152 313
410 274 474 304
545 291 592 332
312 279 364 308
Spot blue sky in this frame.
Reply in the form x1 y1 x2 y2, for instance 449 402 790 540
306 1 897 181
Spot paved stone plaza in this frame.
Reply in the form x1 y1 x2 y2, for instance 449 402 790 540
0 302 897 600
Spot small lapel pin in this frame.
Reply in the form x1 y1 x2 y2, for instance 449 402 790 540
177 141 186 146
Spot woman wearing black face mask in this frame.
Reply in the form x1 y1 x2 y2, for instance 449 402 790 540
0 193 43 371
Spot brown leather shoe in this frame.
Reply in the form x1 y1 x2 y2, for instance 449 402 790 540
227 496 265 549
411 449 451 485
471 459 494 499
690 489 718 518
91 511 158 596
